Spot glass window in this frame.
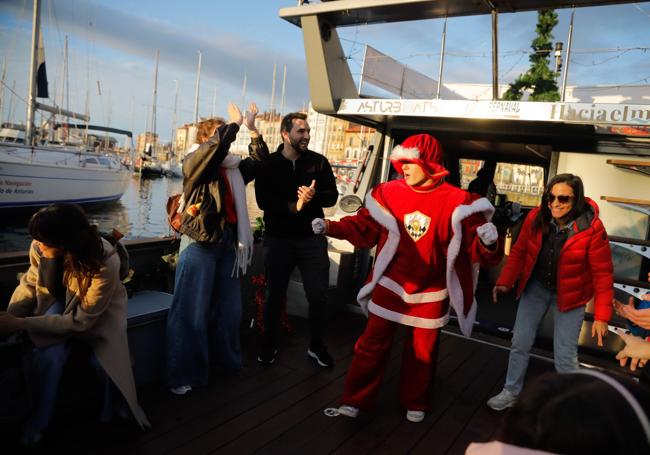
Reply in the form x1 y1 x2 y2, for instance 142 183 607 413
460 159 544 207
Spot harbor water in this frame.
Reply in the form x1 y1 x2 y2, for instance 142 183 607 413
0 175 264 253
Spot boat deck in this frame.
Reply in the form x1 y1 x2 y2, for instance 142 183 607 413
12 310 556 454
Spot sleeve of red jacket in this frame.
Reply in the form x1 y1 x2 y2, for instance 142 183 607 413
588 219 614 322
496 210 536 289
327 208 383 249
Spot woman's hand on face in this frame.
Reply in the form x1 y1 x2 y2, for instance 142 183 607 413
591 320 608 347
492 285 510 304
616 332 650 371
0 312 25 335
227 102 243 126
615 296 650 330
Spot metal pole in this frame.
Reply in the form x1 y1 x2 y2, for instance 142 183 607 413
241 72 247 108
491 8 499 100
561 9 575 102
26 0 41 146
280 64 287 116
193 50 202 124
358 45 368 96
436 18 447 99
152 50 159 150
172 79 178 155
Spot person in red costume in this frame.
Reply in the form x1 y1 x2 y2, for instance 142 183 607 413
311 134 503 423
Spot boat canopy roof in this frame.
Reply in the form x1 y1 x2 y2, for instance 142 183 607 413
279 0 650 160
280 0 640 27
54 123 133 138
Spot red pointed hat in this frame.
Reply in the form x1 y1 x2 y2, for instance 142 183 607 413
390 134 449 178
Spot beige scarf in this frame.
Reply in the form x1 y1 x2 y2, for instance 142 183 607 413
220 153 254 277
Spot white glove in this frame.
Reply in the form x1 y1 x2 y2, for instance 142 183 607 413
312 218 327 235
477 222 498 246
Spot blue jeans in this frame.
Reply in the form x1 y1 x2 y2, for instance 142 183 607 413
165 229 243 388
24 301 119 436
504 279 585 395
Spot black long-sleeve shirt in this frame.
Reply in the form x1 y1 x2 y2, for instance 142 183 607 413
252 138 338 238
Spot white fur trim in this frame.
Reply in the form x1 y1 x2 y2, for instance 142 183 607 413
446 197 495 337
378 276 448 304
368 300 449 329
357 191 401 315
390 146 420 161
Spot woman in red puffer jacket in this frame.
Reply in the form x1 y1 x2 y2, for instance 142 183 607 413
486 173 614 411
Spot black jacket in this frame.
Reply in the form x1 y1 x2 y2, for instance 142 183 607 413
252 137 338 238
179 123 267 243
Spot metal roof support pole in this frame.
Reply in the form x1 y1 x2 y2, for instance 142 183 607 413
26 0 41 147
491 8 499 100
300 15 357 114
561 9 575 102
436 18 447 99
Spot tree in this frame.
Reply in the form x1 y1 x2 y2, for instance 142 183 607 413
503 9 560 101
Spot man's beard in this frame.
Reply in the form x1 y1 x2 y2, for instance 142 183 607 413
289 136 308 153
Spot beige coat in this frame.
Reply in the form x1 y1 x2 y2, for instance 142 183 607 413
8 239 150 429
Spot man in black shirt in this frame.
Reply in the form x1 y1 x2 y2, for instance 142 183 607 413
252 112 338 367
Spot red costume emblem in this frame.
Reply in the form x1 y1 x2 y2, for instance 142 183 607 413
404 211 430 241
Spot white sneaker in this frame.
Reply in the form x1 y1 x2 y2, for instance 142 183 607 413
338 405 359 418
170 385 192 395
406 410 425 423
487 389 518 411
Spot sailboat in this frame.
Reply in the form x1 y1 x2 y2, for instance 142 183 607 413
0 0 131 209
136 50 165 178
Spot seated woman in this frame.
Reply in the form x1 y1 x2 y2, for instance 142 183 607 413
488 173 614 411
0 204 149 444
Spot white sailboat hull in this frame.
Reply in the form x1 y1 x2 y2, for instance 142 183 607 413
0 144 130 208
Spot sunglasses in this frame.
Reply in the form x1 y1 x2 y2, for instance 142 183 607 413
547 194 573 204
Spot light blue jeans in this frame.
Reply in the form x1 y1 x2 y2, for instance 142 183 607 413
165 228 243 389
504 279 585 395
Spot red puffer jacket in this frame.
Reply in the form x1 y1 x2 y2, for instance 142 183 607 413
496 198 613 322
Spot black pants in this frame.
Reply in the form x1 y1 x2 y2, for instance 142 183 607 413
263 235 330 345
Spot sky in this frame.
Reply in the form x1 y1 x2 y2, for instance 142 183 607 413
1 0 649 142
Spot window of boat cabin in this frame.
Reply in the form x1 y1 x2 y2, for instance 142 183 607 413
459 159 544 207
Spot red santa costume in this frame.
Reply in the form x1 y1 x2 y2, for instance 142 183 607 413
326 134 503 412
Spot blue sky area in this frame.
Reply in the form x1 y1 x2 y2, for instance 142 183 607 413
1 0 649 142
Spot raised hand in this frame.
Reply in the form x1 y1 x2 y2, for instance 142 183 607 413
227 102 243 126
244 102 259 133
296 180 316 212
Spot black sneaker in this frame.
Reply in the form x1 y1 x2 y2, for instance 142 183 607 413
307 343 334 368
257 345 278 365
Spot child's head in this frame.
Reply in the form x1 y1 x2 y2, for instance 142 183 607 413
497 370 650 455
390 134 449 186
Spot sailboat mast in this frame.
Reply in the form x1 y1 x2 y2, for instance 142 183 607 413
193 50 202 124
26 0 42 146
151 50 159 151
280 64 286 116
172 79 178 156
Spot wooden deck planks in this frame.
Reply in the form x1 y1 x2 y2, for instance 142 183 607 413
27 310 563 455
